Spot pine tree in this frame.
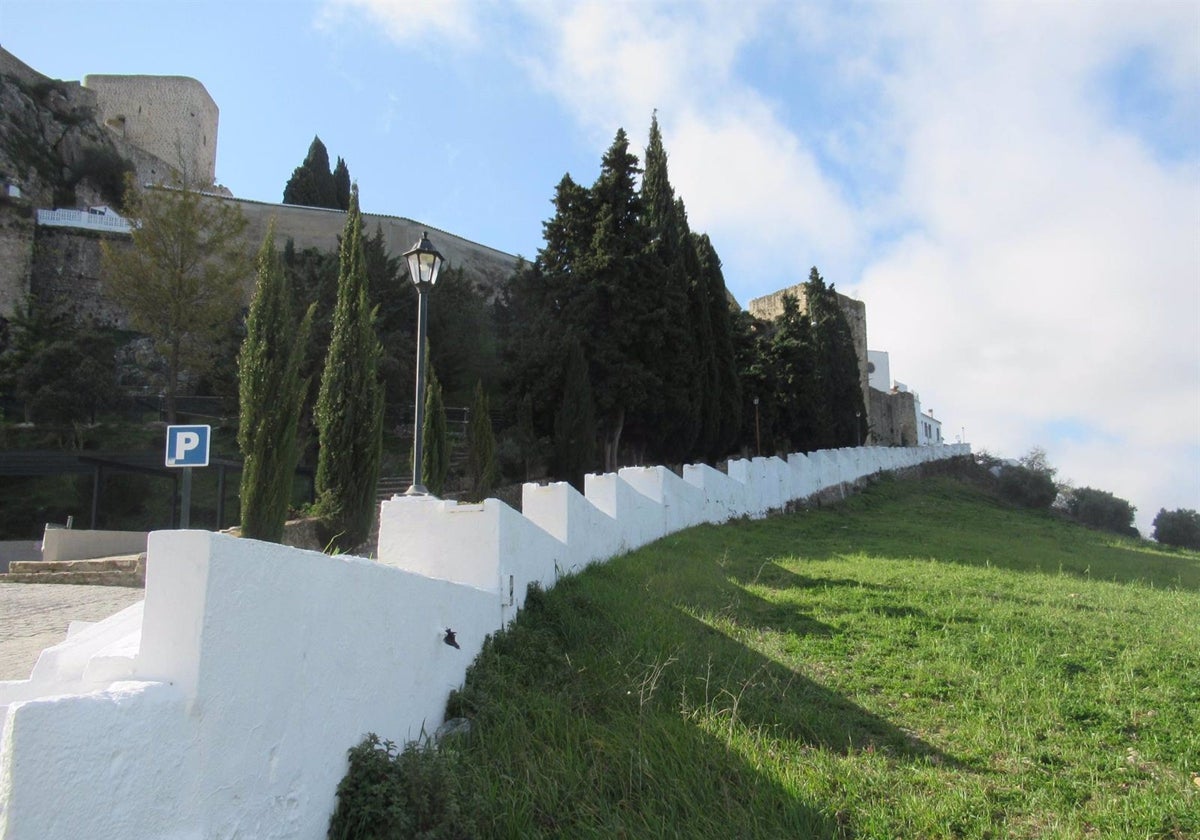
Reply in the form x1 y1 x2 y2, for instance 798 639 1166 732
238 223 314 542
553 338 596 491
421 353 450 497
466 380 499 501
314 186 384 551
101 173 249 423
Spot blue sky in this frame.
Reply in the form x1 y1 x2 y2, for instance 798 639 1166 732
3 0 1198 532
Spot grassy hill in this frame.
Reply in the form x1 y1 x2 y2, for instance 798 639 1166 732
332 470 1199 839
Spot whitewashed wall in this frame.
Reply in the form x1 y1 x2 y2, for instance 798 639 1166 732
0 443 969 839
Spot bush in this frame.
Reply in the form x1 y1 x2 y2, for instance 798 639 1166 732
1152 508 1200 550
327 733 480 840
1065 486 1137 537
997 464 1057 510
70 147 135 206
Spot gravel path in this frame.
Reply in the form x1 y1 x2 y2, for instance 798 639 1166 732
0 582 144 681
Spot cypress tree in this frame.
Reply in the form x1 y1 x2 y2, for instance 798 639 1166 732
695 233 742 459
421 352 450 497
770 293 822 452
314 186 384 551
587 128 655 469
554 338 596 492
238 223 314 542
466 379 499 501
805 267 866 448
333 157 351 210
640 115 702 463
283 136 338 209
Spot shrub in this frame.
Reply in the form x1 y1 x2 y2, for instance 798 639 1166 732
327 733 480 840
997 464 1057 510
1064 486 1137 537
70 147 135 206
1152 508 1200 550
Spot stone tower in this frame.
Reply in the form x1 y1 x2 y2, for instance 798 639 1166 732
747 283 871 416
83 74 218 185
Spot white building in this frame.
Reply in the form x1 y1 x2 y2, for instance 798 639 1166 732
918 407 942 446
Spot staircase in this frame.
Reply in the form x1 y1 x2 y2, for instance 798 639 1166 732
4 554 146 588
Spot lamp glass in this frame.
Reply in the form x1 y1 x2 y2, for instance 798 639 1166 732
404 232 444 287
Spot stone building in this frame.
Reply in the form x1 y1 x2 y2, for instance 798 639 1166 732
83 74 219 186
747 283 871 435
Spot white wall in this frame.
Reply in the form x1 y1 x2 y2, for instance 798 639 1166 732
41 527 148 562
0 443 969 839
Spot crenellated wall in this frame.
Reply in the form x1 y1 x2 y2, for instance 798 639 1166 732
0 443 969 839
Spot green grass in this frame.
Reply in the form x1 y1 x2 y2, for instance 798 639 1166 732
367 472 1200 838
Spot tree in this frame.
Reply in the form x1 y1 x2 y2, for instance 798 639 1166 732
238 223 314 543
695 233 742 459
0 299 122 425
101 173 250 423
421 353 450 497
805 267 866 449
333 157 351 211
582 129 657 469
553 338 596 491
770 293 822 452
639 114 702 463
1152 508 1200 550
283 136 341 209
1064 487 1138 536
314 186 384 551
465 380 498 501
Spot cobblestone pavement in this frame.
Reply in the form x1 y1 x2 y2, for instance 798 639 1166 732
0 582 143 682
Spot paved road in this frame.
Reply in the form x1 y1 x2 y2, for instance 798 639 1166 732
0 582 143 681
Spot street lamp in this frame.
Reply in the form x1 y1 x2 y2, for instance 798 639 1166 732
855 411 862 447
403 231 444 496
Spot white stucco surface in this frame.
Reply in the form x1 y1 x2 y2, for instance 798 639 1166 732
0 443 969 839
40 528 148 563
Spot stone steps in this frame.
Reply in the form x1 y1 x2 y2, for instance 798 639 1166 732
4 554 145 588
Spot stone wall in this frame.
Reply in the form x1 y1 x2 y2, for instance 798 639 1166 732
869 386 919 447
0 45 46 88
28 224 130 326
19 192 519 327
83 75 218 185
218 194 520 299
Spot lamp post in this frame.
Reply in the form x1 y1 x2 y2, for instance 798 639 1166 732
403 231 444 496
855 411 862 447
753 396 761 457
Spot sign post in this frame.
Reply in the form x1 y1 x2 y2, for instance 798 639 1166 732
165 425 211 528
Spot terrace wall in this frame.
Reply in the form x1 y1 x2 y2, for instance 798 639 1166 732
0 443 969 839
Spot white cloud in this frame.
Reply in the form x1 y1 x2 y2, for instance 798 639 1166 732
318 0 480 46
516 0 863 297
321 0 1200 531
853 2 1200 531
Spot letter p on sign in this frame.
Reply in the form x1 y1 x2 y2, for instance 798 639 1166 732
165 425 211 468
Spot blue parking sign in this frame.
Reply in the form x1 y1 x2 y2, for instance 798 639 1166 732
165 425 211 468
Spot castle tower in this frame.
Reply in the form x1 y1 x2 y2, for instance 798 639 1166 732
747 283 871 417
83 74 218 185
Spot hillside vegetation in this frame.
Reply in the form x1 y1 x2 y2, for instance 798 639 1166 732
332 471 1199 839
